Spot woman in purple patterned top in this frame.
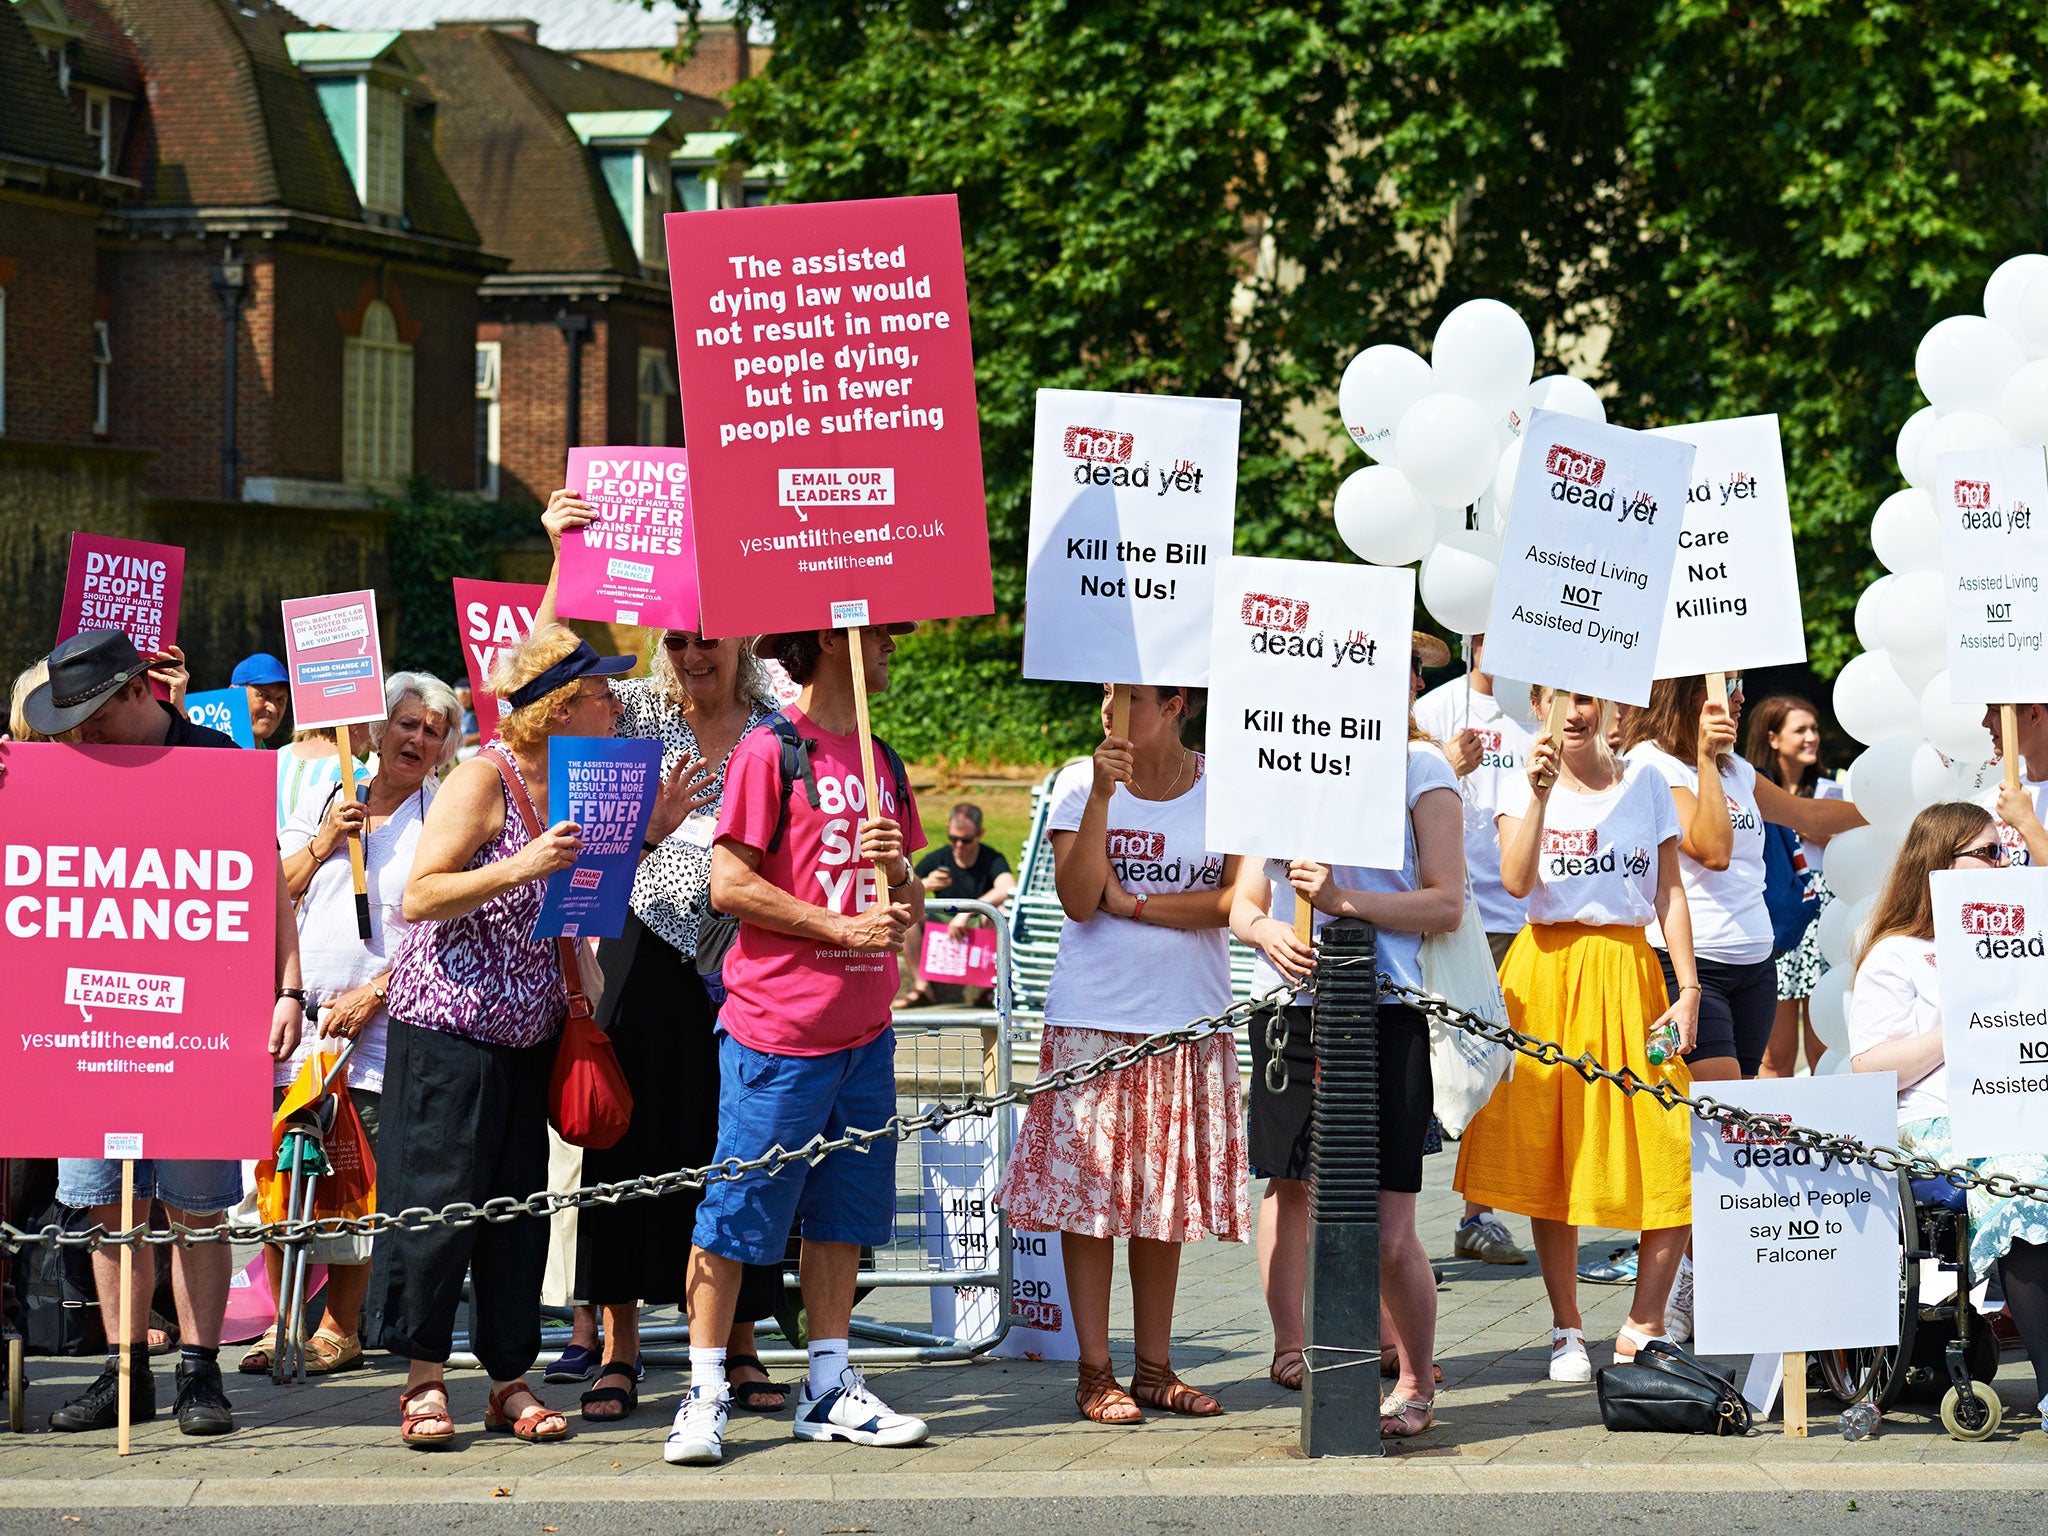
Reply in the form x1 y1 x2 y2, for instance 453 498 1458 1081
363 623 699 1450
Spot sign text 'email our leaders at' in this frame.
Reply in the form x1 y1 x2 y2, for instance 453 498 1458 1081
667 194 992 637
1484 409 1695 707
1936 444 2048 704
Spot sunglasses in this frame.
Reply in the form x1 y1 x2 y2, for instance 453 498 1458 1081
663 634 724 651
1956 842 2008 866
948 832 978 844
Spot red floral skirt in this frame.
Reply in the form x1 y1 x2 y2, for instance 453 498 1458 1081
993 1025 1251 1243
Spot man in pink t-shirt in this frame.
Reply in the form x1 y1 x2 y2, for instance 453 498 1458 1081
667 623 929 1467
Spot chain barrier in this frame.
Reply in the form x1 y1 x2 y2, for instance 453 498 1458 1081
9 952 2042 1256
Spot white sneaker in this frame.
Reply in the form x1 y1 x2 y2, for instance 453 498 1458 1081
1548 1327 1592 1383
1666 1256 1695 1346
791 1367 928 1447
664 1384 729 1465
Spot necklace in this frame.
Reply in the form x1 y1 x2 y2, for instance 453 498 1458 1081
1134 746 1190 801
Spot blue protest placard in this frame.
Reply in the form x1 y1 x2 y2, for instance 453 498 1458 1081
184 688 254 747
531 738 663 940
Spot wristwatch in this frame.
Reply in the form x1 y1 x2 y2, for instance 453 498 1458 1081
1131 895 1149 923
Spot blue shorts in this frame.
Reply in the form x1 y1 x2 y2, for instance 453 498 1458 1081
691 1027 898 1266
56 1157 244 1215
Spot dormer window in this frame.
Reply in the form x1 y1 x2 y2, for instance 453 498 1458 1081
288 31 422 221
568 111 676 272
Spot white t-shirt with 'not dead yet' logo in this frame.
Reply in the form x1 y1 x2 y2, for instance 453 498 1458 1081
1414 676 1534 934
1627 744 1773 965
1041 758 1231 1036
1498 760 1681 930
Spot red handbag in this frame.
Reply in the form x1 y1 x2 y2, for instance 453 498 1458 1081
485 748 634 1150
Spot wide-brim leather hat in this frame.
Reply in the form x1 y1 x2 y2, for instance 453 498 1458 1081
23 629 151 737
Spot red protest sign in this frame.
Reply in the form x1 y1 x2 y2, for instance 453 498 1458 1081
452 578 545 745
918 921 997 988
0 742 277 1159
558 448 700 629
281 590 386 730
58 533 184 700
667 193 992 636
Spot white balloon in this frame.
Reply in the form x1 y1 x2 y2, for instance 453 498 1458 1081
1493 676 1541 727
2021 273 2048 358
1431 299 1536 416
1824 824 1904 908
1497 390 1531 442
1917 314 2026 414
1419 529 1501 636
1896 405 1941 489
1852 575 1898 654
1919 670 1996 763
1492 436 1526 510
1847 736 1926 835
1332 464 1435 567
1339 344 1434 464
1527 374 1605 424
1815 897 1865 972
1914 409 2012 489
1986 254 2048 337
1870 488 1942 574
2001 358 2048 445
1832 651 1921 747
1809 970 1851 1054
1880 570 1948 665
1434 501 1472 541
1395 392 1500 507
1909 740 1957 807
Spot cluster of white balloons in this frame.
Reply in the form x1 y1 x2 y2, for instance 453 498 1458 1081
1334 299 1605 635
1794 257 2048 1070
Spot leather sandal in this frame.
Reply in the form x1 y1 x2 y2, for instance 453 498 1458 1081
1613 1323 1665 1364
1130 1355 1221 1417
399 1379 456 1450
1269 1348 1305 1391
239 1330 276 1375
303 1328 363 1375
485 1380 570 1442
1379 1395 1435 1438
1074 1360 1143 1424
1380 1348 1442 1383
725 1353 788 1413
579 1363 640 1422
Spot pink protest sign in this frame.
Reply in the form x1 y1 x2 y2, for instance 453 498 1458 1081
453 578 545 745
667 194 993 637
58 533 184 700
281 589 387 729
0 741 278 1160
558 448 699 629
919 921 998 988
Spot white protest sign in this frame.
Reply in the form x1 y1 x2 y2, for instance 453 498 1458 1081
1691 1073 1902 1356
1649 414 1805 677
1484 408 1695 705
1022 388 1240 686
1203 557 1413 869
921 1117 1002 1345
1932 866 2048 1158
992 1227 1080 1362
1936 445 2048 703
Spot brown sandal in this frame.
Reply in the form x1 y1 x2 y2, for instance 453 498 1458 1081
399 1379 456 1450
1075 1360 1144 1424
1269 1348 1305 1391
1130 1355 1221 1417
1380 1349 1442 1384
485 1380 570 1442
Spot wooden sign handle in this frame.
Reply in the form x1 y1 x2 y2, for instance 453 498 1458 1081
1293 873 1314 945
846 627 889 898
1783 1350 1807 1437
117 1159 133 1457
2003 704 2022 794
1110 683 1130 742
1705 671 1728 712
1534 690 1570 789
336 723 371 941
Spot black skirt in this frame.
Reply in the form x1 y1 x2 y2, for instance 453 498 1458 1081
1246 1001 1434 1194
576 913 783 1318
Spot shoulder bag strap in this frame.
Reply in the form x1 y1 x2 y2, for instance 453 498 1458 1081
482 746 593 1019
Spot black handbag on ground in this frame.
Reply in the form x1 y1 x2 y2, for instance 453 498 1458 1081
1595 1340 1753 1435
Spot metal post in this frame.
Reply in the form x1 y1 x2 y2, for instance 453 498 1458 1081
555 309 592 450
1301 917 1380 1458
210 243 247 501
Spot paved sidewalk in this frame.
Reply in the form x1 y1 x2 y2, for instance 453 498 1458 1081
5 1155 2046 1506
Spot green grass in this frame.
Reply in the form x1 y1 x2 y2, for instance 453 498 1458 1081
906 768 1047 875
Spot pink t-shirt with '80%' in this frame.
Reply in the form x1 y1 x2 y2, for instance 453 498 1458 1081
714 707 925 1057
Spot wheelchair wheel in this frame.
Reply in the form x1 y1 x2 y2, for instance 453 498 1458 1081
1940 1380 2001 1440
1817 1171 1917 1411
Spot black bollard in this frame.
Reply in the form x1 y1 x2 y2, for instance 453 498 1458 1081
1301 917 1380 1458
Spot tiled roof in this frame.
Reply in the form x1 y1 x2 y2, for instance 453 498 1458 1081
0 0 102 171
284 0 733 53
405 23 717 277
49 0 144 95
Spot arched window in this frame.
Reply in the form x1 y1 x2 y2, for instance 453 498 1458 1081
343 299 412 486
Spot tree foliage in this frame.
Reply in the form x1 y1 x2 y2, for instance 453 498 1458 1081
716 0 2048 733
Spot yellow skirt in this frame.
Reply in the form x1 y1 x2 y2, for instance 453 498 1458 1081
1454 923 1692 1230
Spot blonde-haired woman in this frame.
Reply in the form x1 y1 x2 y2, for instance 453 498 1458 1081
524 490 790 1420
363 625 696 1449
1849 800 2048 1427
1455 690 1700 1380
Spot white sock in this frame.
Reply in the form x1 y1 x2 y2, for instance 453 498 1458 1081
689 1346 726 1396
807 1338 850 1397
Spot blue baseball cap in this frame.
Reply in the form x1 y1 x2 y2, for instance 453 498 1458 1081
231 653 288 686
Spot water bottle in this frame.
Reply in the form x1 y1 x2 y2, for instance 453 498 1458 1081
1839 1402 1880 1440
1646 1020 1680 1066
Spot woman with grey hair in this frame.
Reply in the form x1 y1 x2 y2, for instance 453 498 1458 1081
531 490 789 1420
240 670 462 1377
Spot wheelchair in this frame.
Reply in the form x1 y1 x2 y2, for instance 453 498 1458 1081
1815 1169 2003 1438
